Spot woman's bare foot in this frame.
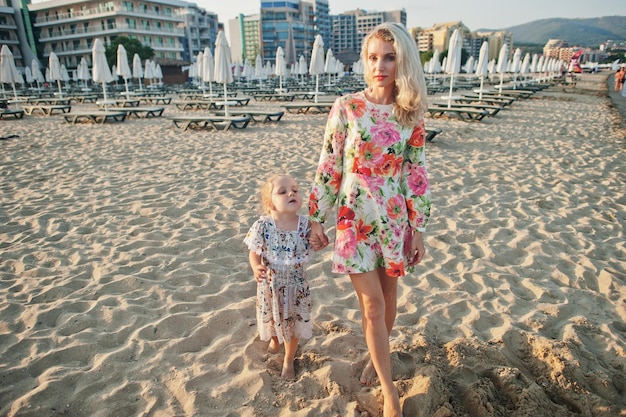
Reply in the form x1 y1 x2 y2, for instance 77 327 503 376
360 357 377 386
281 359 295 379
268 338 280 354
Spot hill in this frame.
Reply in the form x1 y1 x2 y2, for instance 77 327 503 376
503 16 626 46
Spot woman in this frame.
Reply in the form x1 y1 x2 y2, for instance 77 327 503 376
308 22 432 417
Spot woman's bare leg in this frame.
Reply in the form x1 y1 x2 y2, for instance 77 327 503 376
350 270 401 417
359 268 398 386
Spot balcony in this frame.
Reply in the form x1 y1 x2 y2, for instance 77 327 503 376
35 5 183 26
40 23 184 41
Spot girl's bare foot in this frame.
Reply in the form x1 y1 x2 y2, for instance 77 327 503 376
360 357 377 386
268 338 280 354
382 387 401 417
281 360 295 379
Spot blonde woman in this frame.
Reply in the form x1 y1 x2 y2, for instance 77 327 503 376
308 22 431 416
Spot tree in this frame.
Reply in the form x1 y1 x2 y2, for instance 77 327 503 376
105 36 154 69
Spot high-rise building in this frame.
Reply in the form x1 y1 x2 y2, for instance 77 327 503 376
1 0 37 68
331 9 406 65
230 0 329 67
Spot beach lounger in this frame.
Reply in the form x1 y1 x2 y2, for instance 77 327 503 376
62 111 127 124
425 128 442 142
22 104 72 116
119 107 165 119
434 102 503 116
426 106 489 121
135 96 173 105
281 103 333 114
173 100 217 110
213 110 284 123
167 115 252 131
0 108 24 119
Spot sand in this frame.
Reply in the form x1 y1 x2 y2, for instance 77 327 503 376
0 72 624 417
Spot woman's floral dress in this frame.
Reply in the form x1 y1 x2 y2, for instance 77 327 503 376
244 214 313 344
309 92 431 278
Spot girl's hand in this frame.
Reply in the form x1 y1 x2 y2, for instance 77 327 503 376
407 231 425 266
253 264 268 282
309 221 329 250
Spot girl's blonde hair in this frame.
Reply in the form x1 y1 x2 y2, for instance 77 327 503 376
259 174 294 214
361 22 429 127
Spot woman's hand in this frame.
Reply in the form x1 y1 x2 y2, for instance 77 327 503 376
252 264 268 282
407 230 425 266
309 221 329 250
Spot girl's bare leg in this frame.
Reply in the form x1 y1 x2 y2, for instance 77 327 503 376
268 336 280 354
282 337 299 379
351 270 401 417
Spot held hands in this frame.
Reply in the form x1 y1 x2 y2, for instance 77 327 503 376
309 221 329 250
406 230 426 266
252 263 268 282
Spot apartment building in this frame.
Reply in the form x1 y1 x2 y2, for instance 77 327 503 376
331 8 405 62
1 0 38 68
27 0 219 69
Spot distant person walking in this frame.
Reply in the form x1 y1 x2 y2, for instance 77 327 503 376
614 66 625 92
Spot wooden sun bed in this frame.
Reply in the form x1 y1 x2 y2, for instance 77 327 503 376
0 109 24 119
281 102 333 114
167 115 252 131
459 95 516 107
135 96 173 105
62 111 127 124
426 106 489 121
22 104 72 116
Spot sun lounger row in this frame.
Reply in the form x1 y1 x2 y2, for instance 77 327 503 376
167 115 252 131
23 104 72 116
0 109 24 119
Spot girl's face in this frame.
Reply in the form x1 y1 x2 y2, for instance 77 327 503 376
270 176 302 214
366 37 397 89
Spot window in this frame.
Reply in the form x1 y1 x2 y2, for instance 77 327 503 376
126 18 136 29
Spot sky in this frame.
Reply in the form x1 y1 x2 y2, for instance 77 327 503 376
196 0 624 36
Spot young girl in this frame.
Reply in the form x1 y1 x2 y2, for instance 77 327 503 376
244 174 313 379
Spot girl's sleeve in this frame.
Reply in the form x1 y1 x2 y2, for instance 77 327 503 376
401 117 432 232
308 97 347 224
243 218 265 255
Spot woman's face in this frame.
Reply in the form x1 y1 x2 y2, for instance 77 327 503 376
366 37 397 89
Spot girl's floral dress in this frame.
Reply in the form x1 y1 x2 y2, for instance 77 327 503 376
244 214 313 344
309 92 431 278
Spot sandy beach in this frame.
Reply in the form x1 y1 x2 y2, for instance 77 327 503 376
1 72 625 417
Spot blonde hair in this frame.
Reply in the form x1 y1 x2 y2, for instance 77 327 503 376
361 22 429 127
259 174 294 214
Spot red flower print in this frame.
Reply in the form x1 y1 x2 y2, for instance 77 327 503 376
387 261 405 277
408 126 425 147
355 219 373 242
360 142 384 171
386 195 405 220
346 97 367 118
374 154 402 176
337 206 355 230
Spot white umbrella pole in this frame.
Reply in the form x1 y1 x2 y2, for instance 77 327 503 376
12 83 17 100
479 76 484 100
223 82 229 117
315 74 319 103
102 82 109 111
124 78 129 95
57 79 62 96
498 72 504 95
447 74 454 108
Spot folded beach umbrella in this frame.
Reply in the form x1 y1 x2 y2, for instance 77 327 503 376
254 54 264 81
116 44 132 94
324 48 334 86
144 59 155 85
475 41 489 99
309 34 325 102
443 28 462 107
24 66 33 86
92 38 114 108
132 53 143 90
202 47 214 96
275 46 287 92
496 44 509 93
213 31 233 116
510 48 522 88
31 59 44 89
0 45 19 99
78 57 91 89
48 51 63 96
